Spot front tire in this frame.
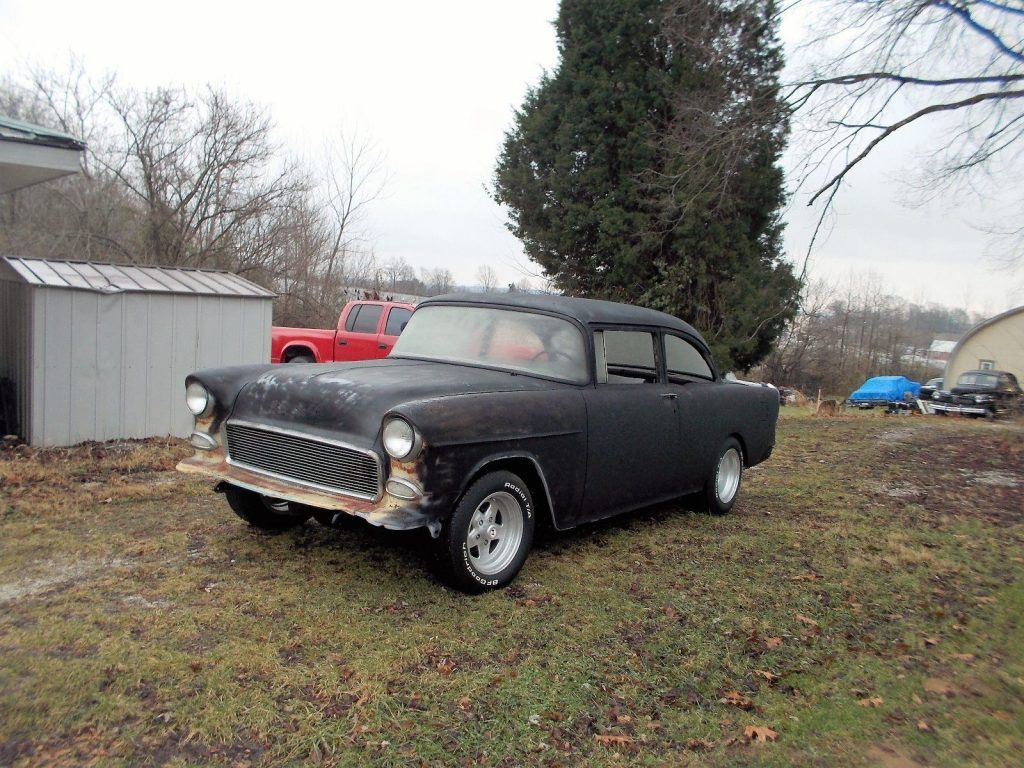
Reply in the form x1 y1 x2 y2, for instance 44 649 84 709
224 485 310 530
436 471 535 593
704 438 743 515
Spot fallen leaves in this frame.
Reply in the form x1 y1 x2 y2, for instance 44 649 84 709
858 697 884 708
743 726 779 743
951 653 976 663
794 614 819 628
594 734 632 747
922 677 958 696
720 691 755 710
685 738 715 751
916 720 932 733
753 669 778 683
764 636 783 649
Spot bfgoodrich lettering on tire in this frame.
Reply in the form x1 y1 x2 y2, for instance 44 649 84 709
704 437 743 515
436 470 535 594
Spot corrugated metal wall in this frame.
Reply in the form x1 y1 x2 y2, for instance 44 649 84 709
0 279 32 437
28 288 272 446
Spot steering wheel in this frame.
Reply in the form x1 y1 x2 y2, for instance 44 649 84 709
531 349 574 363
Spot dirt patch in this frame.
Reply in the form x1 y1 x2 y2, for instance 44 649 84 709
862 423 1024 525
0 557 128 603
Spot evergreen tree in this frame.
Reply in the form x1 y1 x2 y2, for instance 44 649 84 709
493 0 799 371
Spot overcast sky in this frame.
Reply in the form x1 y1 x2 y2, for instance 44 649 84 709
1 0 1019 315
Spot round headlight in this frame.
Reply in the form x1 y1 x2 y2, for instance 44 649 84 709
382 417 420 460
186 381 213 417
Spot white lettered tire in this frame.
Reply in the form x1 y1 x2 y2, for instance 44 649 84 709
436 470 535 593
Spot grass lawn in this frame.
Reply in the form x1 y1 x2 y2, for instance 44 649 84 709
1 409 1022 767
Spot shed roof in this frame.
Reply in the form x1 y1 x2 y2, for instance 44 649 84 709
1 256 276 298
424 291 707 345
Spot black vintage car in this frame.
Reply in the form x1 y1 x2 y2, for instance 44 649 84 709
919 377 942 400
177 294 779 592
931 370 1023 418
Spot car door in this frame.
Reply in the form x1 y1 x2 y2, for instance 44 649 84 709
663 333 720 491
579 328 681 522
340 303 385 360
379 306 412 357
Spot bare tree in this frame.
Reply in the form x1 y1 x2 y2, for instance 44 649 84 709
421 267 454 296
316 132 386 306
476 264 498 292
789 1 1024 260
99 85 307 271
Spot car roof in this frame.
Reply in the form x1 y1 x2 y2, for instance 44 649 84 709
421 292 708 347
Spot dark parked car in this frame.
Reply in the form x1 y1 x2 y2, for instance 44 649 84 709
919 377 942 400
931 370 1022 418
177 294 779 592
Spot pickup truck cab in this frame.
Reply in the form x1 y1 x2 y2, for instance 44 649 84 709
271 300 416 364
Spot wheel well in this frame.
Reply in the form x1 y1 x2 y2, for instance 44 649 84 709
466 457 555 531
283 345 316 362
729 432 749 467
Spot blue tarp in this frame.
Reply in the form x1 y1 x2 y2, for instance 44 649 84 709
849 375 921 403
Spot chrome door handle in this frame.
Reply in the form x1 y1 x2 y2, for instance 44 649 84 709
661 393 677 399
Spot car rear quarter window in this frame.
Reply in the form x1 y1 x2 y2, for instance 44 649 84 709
384 307 413 337
596 330 657 384
665 335 713 381
351 304 383 334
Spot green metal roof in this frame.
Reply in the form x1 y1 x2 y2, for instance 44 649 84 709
0 115 86 151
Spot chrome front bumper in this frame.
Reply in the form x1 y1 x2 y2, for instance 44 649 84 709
930 402 989 415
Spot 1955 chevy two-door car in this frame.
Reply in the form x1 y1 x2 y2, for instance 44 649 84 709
177 293 779 592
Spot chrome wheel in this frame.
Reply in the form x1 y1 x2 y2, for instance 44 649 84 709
465 491 524 576
716 448 742 505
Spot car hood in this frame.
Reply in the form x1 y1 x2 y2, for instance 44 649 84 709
950 384 991 395
227 357 563 445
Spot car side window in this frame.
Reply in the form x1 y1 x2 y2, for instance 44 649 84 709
384 307 412 337
352 304 383 334
665 335 713 382
344 305 361 332
594 330 658 384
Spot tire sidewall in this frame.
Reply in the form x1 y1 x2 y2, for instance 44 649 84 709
706 438 743 515
442 471 535 593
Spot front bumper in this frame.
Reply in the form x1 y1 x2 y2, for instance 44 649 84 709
177 440 436 533
930 402 990 416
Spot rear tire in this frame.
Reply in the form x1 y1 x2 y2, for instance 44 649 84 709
288 354 315 364
435 471 535 594
224 486 310 530
704 438 743 515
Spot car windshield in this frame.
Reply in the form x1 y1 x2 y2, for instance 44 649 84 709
957 372 998 388
390 305 589 384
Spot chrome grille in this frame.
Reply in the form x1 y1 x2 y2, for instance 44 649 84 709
225 422 381 500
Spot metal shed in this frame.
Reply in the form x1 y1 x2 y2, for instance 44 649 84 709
0 256 275 446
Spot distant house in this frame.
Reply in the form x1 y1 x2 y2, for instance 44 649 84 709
926 337 958 366
0 115 85 194
945 306 1024 384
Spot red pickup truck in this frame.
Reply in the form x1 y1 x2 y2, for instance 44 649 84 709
271 300 416 364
